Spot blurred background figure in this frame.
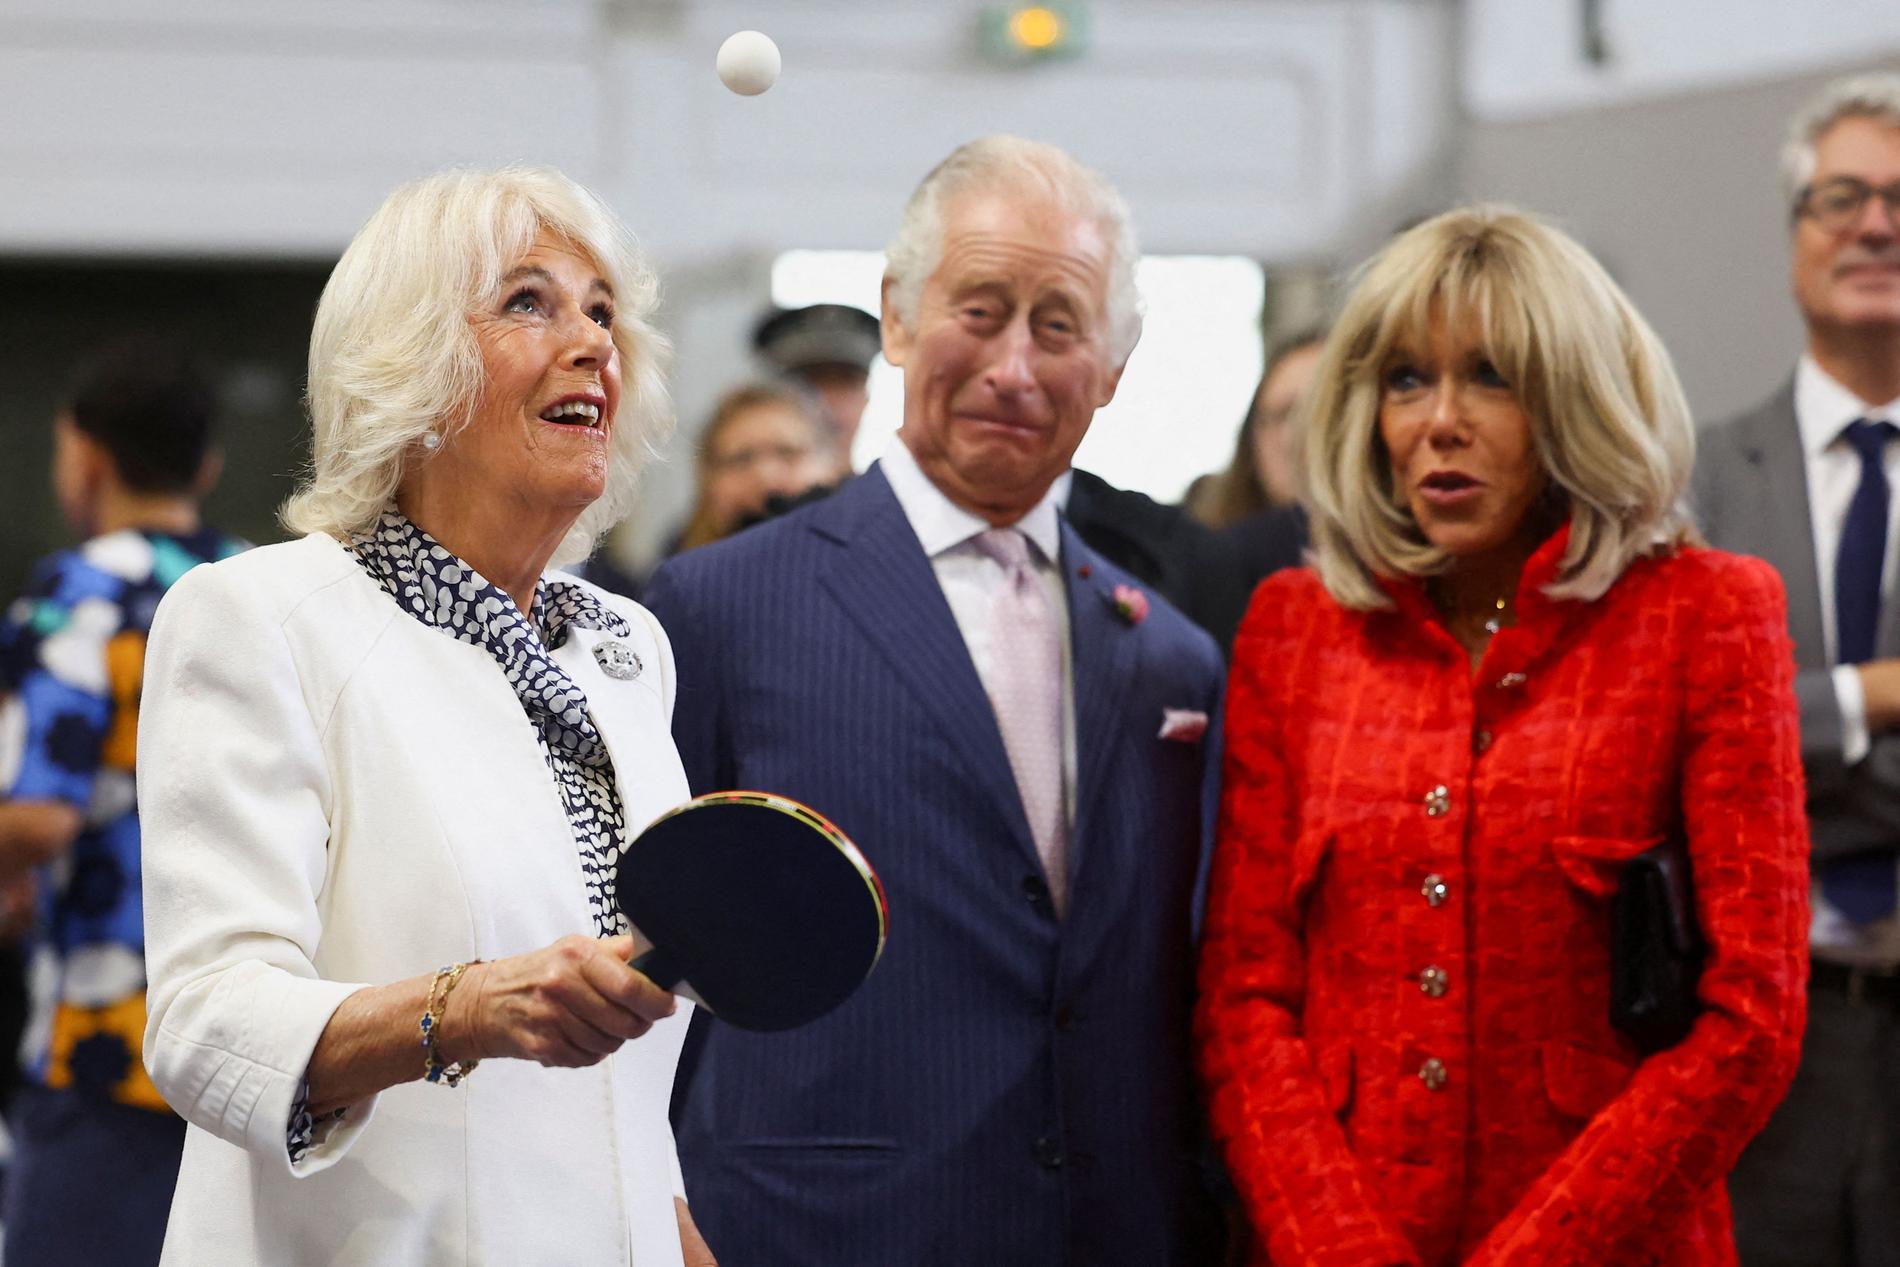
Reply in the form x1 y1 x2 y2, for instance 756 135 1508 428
751 302 882 470
675 382 844 554
1201 207 1808 1267
1184 327 1329 646
1697 72 1900 1267
0 335 239 1267
1188 327 1326 528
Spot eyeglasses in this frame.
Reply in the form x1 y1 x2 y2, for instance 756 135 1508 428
1796 177 1900 233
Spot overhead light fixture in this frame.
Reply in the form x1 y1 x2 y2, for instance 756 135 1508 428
978 4 1088 64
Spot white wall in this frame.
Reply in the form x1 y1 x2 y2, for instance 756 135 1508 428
0 0 608 255
1464 0 1900 121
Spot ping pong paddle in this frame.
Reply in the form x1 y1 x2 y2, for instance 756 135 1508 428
616 791 887 1032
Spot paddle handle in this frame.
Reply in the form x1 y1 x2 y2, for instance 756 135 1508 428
630 945 684 992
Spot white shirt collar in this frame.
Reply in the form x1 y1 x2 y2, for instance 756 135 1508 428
878 433 1064 564
1796 353 1900 458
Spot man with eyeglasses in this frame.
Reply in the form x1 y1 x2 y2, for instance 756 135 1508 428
1695 73 1900 1267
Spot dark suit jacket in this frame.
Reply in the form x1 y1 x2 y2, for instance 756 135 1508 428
1219 506 1308 636
1695 382 1900 861
1065 468 1238 645
645 465 1225 1267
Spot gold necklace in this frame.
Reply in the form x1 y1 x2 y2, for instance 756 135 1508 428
1428 580 1513 639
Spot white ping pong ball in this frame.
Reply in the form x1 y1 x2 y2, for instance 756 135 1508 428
716 30 780 97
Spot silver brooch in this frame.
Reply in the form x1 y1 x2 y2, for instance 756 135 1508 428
593 640 643 681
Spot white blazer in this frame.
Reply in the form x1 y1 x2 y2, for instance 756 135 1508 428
138 533 695 1267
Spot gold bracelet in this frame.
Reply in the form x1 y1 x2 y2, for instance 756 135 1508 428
420 961 482 1087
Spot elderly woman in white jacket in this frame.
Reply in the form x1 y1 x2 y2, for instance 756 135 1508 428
137 168 715 1266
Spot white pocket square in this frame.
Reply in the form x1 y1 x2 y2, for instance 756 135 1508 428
1158 709 1208 742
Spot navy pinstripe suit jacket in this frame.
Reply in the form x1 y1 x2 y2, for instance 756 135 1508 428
645 465 1225 1267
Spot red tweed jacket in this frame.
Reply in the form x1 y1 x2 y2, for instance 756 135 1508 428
1197 530 1808 1267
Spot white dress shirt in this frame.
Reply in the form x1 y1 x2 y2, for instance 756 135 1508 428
879 436 1078 812
1796 354 1900 962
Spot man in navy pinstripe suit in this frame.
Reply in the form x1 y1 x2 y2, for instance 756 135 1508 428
644 136 1225 1265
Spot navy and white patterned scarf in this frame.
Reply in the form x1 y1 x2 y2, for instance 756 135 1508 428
352 510 631 767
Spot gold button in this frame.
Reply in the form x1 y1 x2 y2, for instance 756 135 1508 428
1419 1057 1448 1091
1424 785 1450 817
1496 672 1527 689
1421 874 1449 906
1474 729 1493 753
1419 966 1449 998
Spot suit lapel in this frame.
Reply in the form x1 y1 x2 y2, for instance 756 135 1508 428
1736 387 1829 669
1062 521 1140 886
812 469 1038 864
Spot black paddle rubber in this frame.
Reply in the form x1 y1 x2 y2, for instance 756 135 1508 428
617 791 887 1032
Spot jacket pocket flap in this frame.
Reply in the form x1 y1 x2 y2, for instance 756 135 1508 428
1288 830 1334 910
1313 1042 1353 1116
733 1137 900 1154
1549 834 1665 899
1541 1039 1636 1121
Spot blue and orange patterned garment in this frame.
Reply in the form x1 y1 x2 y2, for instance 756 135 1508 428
0 526 245 1111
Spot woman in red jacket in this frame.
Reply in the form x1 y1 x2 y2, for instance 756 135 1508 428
1198 207 1808 1267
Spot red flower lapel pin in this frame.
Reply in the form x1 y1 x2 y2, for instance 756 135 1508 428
1109 583 1149 627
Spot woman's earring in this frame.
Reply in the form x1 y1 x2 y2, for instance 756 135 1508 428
421 432 441 451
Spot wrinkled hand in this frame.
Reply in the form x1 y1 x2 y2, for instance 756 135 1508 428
447 934 675 1068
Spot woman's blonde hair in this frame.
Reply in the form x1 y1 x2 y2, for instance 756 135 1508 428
281 166 673 567
1300 205 1697 610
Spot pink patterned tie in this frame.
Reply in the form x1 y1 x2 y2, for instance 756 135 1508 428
975 527 1069 916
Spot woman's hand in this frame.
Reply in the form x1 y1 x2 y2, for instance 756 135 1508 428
444 934 676 1068
304 933 676 1115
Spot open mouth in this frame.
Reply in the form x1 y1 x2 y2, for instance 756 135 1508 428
539 399 604 428
1422 471 1480 493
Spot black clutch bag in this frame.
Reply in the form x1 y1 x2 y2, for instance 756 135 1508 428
1609 836 1706 1054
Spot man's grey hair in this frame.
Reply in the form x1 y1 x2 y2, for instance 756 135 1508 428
1779 72 1900 211
883 135 1143 364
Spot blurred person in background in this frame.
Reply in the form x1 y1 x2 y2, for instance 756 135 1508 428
0 336 240 1267
675 381 844 554
1200 207 1807 1266
1188 328 1328 646
1188 327 1326 529
1698 73 1900 1267
137 167 712 1266
752 302 882 469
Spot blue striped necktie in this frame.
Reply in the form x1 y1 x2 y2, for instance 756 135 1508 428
1825 417 1899 923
